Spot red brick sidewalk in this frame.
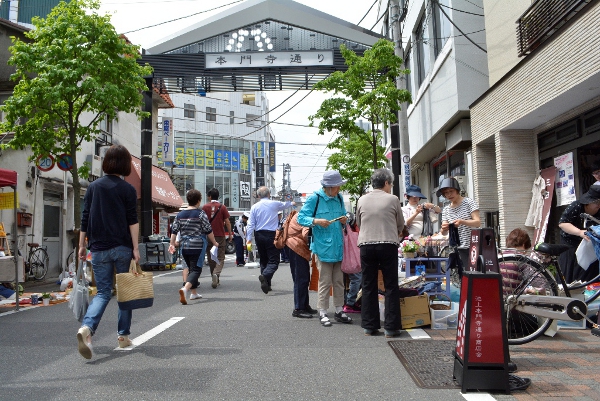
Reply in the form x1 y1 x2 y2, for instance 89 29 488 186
426 328 600 400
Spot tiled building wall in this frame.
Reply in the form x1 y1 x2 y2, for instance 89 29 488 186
496 130 537 241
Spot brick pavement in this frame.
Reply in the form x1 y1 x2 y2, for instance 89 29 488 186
427 327 600 400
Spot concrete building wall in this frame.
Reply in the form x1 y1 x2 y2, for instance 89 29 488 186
482 0 532 86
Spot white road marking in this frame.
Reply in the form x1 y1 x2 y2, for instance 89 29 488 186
0 304 41 316
114 316 185 351
461 393 496 400
406 328 430 339
152 271 179 278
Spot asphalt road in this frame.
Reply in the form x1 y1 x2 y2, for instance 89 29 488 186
0 256 499 401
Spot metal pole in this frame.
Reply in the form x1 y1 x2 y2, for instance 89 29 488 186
140 76 154 241
390 0 410 200
13 183 18 311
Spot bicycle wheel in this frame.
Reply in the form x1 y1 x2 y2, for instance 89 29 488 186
29 248 49 280
498 254 559 345
64 250 75 278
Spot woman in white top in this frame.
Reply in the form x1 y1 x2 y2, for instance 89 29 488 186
401 184 440 237
439 177 481 247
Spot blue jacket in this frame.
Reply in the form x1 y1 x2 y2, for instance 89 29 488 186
297 188 346 262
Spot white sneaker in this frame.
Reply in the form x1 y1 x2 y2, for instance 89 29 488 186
76 326 93 359
190 293 203 300
179 287 188 305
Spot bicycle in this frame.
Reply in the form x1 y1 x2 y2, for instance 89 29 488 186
498 212 600 345
7 233 49 281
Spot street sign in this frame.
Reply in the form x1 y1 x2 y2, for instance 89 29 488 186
56 154 73 171
36 155 54 172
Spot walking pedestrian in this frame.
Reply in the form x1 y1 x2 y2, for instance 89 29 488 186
283 210 318 318
297 171 351 327
169 189 219 305
356 168 405 337
202 188 232 288
233 212 249 266
246 186 294 293
76 145 140 359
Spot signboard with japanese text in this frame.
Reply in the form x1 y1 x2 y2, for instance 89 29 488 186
269 142 276 172
162 118 174 163
240 181 250 199
255 158 264 179
554 152 576 206
533 166 557 245
231 151 240 170
231 173 239 209
206 50 334 69
255 142 265 158
173 145 249 172
402 154 411 190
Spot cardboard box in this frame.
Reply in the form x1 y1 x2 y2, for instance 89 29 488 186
400 294 431 329
430 303 459 330
0 256 24 282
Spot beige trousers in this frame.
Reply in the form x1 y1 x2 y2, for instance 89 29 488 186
207 236 226 276
315 255 344 311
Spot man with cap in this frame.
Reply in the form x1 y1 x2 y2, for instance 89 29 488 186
402 184 441 237
233 212 249 266
558 184 600 283
246 187 295 294
298 170 351 327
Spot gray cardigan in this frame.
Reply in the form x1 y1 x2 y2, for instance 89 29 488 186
355 189 405 246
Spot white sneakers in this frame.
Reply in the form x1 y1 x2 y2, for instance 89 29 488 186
179 287 188 305
76 326 93 359
190 293 203 300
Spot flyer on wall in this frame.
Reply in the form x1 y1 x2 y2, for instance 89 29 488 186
554 152 576 206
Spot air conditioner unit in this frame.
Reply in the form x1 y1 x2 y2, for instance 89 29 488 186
454 175 468 197
91 155 103 177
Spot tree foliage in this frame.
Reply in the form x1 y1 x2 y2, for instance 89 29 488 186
309 39 411 168
326 130 386 208
0 0 153 229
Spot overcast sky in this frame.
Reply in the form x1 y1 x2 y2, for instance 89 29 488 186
98 0 387 194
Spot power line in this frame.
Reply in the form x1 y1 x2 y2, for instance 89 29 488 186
432 0 486 53
357 0 379 26
295 131 336 190
438 3 484 17
462 0 484 9
121 0 243 34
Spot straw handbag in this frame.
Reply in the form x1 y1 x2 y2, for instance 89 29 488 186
116 260 154 310
429 294 452 311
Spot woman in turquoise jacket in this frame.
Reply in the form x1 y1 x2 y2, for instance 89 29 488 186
298 171 351 327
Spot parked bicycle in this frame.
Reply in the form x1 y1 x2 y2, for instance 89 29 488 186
7 233 49 281
498 213 600 345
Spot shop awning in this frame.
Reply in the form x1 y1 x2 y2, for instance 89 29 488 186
125 156 183 209
0 168 17 187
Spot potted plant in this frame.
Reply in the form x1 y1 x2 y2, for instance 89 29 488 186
401 238 419 258
41 292 51 306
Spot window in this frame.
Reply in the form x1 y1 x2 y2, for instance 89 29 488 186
433 0 451 58
206 107 216 122
184 103 195 118
98 115 113 145
415 14 430 87
229 111 235 124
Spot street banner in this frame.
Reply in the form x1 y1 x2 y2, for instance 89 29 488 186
240 181 250 199
554 152 575 206
162 118 174 164
269 142 276 172
255 158 264 179
402 154 411 192
255 142 265 158
533 166 557 245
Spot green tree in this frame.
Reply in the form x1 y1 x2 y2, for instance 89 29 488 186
0 0 152 230
309 39 411 169
326 129 386 208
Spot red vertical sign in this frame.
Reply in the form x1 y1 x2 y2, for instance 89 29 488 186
467 277 505 363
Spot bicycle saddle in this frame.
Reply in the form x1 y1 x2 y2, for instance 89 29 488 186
534 242 570 256
27 242 39 248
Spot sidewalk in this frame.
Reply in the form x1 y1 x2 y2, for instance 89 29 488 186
428 326 600 400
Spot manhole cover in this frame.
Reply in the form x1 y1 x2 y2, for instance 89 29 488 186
388 340 459 389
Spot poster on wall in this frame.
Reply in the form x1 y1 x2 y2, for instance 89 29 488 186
240 181 250 199
554 152 576 206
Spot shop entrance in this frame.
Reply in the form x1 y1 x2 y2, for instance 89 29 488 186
42 193 61 276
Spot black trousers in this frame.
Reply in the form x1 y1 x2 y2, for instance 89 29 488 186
360 243 401 331
255 230 279 285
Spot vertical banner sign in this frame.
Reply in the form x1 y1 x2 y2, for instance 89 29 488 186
255 157 264 188
269 142 276 172
402 154 411 192
255 142 265 158
162 118 174 163
533 166 557 245
240 181 250 199
554 152 576 206
231 173 239 209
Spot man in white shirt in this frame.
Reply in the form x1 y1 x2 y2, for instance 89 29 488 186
233 212 249 266
246 187 294 294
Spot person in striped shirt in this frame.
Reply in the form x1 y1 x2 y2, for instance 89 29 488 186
438 177 480 248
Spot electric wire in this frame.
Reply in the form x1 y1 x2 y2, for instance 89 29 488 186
438 2 484 17
357 0 379 26
295 131 336 190
462 0 484 9
433 0 486 53
120 0 243 34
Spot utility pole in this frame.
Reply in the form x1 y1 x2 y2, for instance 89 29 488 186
390 0 410 201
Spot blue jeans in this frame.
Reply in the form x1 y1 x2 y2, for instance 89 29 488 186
289 248 310 310
82 245 133 336
346 272 362 306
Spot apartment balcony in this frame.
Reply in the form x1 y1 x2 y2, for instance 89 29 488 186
516 0 591 57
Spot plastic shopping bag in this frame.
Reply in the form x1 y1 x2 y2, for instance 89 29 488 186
69 261 89 322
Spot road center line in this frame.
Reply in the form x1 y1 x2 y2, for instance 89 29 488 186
115 316 185 351
461 393 495 400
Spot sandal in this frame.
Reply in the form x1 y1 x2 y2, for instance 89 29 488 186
320 315 332 327
118 335 133 348
334 312 352 324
